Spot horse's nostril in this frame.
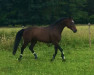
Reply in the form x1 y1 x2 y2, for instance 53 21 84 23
73 30 77 33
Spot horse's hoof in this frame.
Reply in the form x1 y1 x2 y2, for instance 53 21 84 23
18 58 22 61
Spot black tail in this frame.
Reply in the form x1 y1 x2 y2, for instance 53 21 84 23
13 29 24 55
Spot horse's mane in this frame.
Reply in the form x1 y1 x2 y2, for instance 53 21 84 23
50 17 68 26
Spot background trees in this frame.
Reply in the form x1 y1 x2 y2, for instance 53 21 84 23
0 0 94 26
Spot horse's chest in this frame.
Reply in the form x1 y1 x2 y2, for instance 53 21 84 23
50 33 61 42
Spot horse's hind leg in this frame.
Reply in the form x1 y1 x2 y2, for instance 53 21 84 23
29 41 38 59
51 46 58 61
18 42 28 61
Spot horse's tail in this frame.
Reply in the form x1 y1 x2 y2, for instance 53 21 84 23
13 29 24 55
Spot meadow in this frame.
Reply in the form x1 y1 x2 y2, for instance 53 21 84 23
0 25 94 75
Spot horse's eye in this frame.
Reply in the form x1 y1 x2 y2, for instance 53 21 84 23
71 23 73 25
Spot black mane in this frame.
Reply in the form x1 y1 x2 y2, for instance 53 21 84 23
50 17 68 26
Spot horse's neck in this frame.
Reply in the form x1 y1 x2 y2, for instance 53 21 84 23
54 23 65 34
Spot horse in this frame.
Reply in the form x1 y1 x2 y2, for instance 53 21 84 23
13 17 77 61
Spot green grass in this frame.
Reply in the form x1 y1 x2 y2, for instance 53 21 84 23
0 46 94 75
0 25 94 75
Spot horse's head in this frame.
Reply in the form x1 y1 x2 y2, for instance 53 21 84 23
64 17 77 33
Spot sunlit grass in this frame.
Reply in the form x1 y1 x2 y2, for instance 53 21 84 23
0 25 94 50
0 25 94 75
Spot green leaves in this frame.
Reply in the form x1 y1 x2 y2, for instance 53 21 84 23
0 0 94 26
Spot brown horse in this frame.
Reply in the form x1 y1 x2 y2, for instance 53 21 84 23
13 17 77 61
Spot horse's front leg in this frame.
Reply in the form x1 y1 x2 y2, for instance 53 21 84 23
57 45 66 61
51 46 58 61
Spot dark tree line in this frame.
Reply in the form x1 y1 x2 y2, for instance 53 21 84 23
0 0 94 26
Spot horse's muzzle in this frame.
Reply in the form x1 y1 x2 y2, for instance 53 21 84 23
73 29 77 33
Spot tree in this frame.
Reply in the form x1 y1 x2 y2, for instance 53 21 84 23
0 0 94 26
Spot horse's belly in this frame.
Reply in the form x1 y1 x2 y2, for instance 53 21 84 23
36 35 51 43
32 28 51 42
32 33 50 43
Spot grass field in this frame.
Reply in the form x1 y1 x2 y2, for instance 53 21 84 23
0 25 94 75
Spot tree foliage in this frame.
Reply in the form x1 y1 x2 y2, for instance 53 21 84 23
0 0 93 26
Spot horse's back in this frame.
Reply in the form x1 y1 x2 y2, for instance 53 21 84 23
23 26 51 42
